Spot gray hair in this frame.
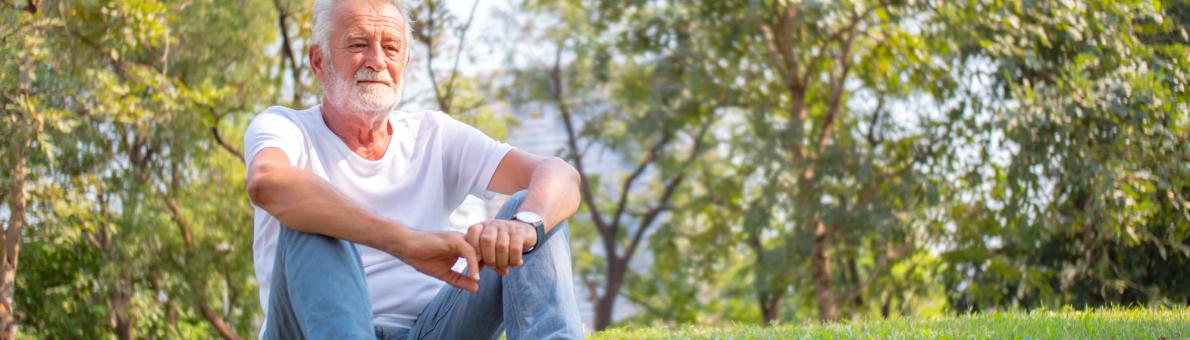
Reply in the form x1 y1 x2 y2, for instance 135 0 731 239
311 0 414 65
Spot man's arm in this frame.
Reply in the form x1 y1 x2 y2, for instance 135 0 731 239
247 148 481 291
488 149 581 230
465 148 581 275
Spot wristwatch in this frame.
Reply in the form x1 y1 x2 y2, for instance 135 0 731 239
511 211 546 255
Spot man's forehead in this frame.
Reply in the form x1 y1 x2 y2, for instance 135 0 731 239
340 15 405 36
333 1 406 33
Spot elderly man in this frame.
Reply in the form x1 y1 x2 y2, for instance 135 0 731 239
242 0 584 338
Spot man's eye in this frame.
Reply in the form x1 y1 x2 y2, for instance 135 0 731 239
351 44 366 48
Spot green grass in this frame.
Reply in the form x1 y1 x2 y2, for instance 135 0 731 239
590 307 1190 339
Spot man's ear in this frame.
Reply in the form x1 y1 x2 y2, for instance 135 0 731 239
309 45 325 78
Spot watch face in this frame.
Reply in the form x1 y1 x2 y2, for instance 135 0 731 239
514 211 543 224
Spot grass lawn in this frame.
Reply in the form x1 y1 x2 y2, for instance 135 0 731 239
590 307 1190 339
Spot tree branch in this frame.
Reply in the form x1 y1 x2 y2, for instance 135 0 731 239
609 131 673 232
163 197 194 247
417 1 450 112
865 95 886 146
210 126 244 162
757 3 801 84
548 41 609 234
801 9 864 183
161 171 240 339
803 2 882 85
813 14 861 157
583 272 600 309
757 3 809 164
197 303 240 340
203 106 244 162
623 120 714 262
440 0 480 112
272 0 302 106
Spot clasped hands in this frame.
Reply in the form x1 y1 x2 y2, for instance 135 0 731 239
392 219 538 293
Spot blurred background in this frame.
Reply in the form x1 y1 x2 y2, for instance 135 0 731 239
1 0 1188 338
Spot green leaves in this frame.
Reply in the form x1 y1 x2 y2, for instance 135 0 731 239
518 0 1187 326
933 0 1190 311
2 0 274 337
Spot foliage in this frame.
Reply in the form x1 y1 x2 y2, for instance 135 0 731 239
930 0 1190 311
511 0 1189 328
510 0 723 329
2 0 274 337
512 0 955 326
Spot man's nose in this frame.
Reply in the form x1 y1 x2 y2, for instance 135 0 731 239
362 40 387 72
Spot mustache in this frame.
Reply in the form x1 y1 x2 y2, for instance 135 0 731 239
354 69 393 84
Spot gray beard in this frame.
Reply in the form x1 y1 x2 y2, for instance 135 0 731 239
325 65 404 125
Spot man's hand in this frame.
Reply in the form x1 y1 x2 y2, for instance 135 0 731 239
393 230 481 292
465 220 538 276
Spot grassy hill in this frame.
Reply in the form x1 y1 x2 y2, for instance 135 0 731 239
591 307 1190 339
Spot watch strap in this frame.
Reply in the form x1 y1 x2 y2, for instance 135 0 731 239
515 217 546 255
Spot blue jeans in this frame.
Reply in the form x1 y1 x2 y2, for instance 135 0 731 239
263 191 584 339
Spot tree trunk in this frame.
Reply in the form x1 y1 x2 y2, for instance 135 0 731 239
847 257 863 308
749 231 783 324
112 270 134 340
759 292 783 324
593 259 626 331
880 287 892 319
811 220 839 322
0 146 27 340
593 291 615 331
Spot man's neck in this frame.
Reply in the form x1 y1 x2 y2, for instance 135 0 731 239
321 102 393 161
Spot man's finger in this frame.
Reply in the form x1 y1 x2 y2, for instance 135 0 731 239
496 226 510 273
466 226 488 271
510 249 523 268
465 224 482 250
457 237 481 281
509 227 524 267
480 226 497 269
441 267 479 293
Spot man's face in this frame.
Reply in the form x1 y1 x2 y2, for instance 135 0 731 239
316 0 408 116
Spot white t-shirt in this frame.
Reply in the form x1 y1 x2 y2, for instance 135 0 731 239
243 105 512 329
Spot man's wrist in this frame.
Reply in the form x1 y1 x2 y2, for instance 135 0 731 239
511 211 546 254
514 221 537 249
382 221 416 259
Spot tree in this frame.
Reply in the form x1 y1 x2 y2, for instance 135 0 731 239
507 1 724 330
739 0 957 322
512 0 955 325
929 0 1190 311
271 0 317 108
409 0 513 138
618 0 952 323
1 1 276 337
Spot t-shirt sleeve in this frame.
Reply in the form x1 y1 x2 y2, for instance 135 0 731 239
243 107 304 168
437 112 514 200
